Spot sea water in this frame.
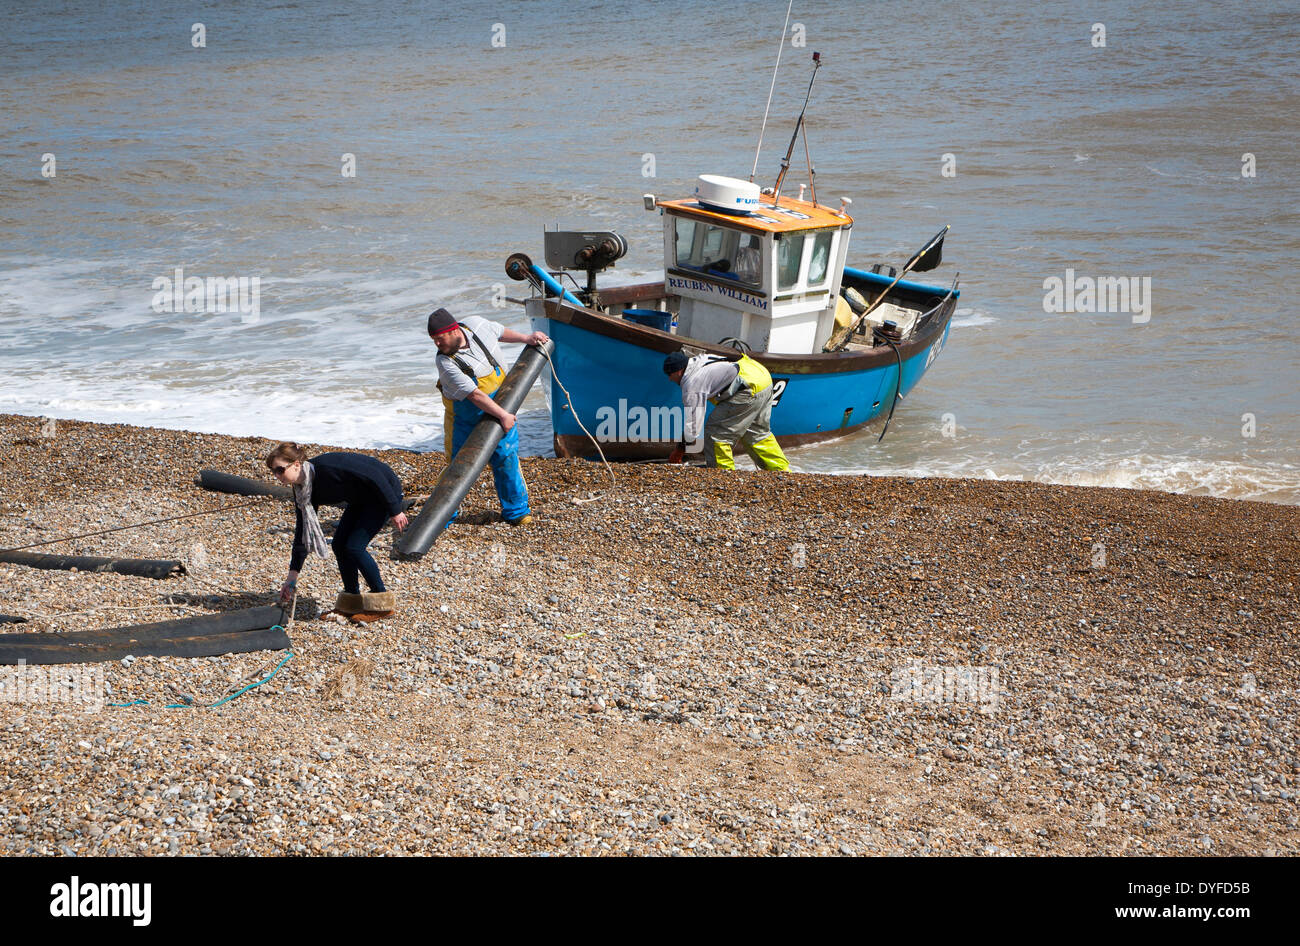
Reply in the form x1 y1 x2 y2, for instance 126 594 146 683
1 0 1296 503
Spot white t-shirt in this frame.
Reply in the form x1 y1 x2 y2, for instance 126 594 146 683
435 316 508 401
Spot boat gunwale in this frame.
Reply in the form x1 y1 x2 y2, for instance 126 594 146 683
537 283 957 376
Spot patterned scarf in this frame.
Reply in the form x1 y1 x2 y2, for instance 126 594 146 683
294 461 331 559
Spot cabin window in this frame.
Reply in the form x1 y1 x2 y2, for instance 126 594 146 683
807 230 834 286
734 233 762 284
673 217 697 269
702 225 726 259
672 216 762 289
776 228 836 294
777 232 805 290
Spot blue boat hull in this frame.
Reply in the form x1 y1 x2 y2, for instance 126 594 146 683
528 270 957 459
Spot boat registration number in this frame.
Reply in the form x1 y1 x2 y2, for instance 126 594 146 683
925 329 948 369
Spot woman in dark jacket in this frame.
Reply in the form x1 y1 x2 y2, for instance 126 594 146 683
266 443 408 616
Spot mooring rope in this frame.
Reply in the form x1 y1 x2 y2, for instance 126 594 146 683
106 587 299 710
108 649 294 709
30 602 205 622
538 343 615 504
0 497 271 554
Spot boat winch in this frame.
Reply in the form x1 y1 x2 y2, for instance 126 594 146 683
542 229 628 298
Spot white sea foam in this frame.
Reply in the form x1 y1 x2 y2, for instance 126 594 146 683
813 453 1299 506
0 368 553 458
0 382 438 446
951 306 997 328
0 258 132 327
4 3 1298 514
1030 455 1300 504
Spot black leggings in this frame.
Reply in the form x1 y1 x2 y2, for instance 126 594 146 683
332 502 388 594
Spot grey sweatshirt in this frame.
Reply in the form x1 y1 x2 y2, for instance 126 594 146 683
680 354 740 443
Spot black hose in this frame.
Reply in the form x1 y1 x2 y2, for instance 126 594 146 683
196 469 293 500
0 550 185 579
874 328 904 443
197 468 418 510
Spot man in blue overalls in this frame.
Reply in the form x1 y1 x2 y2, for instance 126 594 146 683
428 307 549 526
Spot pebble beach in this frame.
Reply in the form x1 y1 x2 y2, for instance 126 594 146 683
1 412 1297 856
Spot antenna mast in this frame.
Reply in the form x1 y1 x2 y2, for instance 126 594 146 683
771 52 821 208
750 0 795 183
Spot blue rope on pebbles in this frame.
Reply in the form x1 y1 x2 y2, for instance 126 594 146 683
108 630 294 709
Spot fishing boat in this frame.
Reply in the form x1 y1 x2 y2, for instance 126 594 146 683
505 53 959 462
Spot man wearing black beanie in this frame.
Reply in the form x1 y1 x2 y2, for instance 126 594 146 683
429 306 549 525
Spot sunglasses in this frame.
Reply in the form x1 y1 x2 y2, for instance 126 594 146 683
271 464 292 475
